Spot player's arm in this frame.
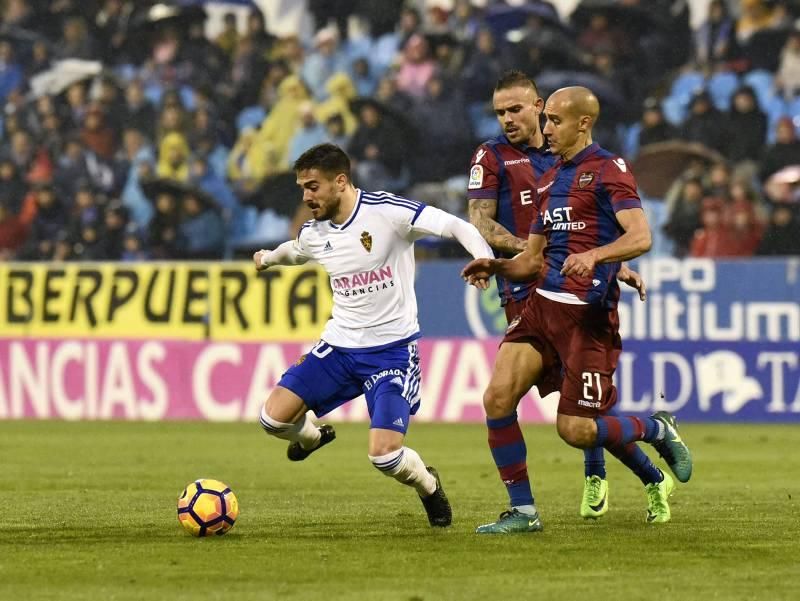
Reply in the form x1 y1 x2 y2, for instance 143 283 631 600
253 240 311 271
468 198 527 255
560 208 652 278
462 233 546 287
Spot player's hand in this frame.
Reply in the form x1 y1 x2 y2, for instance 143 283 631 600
461 258 494 289
560 250 597 278
617 264 647 301
253 250 271 272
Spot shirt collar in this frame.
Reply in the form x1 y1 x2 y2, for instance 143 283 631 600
564 142 600 166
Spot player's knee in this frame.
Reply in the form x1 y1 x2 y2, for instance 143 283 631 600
556 416 594 448
368 448 404 476
483 385 516 419
258 406 292 438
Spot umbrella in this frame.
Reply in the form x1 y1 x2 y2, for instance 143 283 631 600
535 70 630 119
129 3 207 32
240 171 300 217
140 177 219 210
571 0 661 32
484 2 568 39
632 141 726 199
28 59 102 98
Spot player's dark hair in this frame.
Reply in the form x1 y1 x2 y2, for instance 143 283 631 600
293 143 351 180
494 70 540 96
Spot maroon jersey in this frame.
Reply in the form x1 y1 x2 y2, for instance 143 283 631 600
467 135 556 305
530 143 642 309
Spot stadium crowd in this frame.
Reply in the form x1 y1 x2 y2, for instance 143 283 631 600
0 0 798 262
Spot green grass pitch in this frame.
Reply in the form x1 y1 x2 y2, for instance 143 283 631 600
1 421 798 601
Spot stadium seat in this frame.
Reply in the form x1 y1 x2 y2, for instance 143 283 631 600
669 71 705 103
621 123 642 160
468 102 502 140
661 95 688 126
742 69 776 111
708 71 739 111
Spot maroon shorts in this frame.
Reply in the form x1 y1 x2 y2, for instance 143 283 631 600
503 292 622 417
503 297 562 398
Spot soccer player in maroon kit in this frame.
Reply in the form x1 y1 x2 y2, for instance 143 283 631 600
464 86 693 533
467 71 647 525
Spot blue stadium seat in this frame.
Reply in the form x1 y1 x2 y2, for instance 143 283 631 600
708 71 739 110
743 69 775 111
669 71 705 103
621 123 641 160
661 95 688 126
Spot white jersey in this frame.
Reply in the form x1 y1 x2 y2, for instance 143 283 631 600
293 189 454 348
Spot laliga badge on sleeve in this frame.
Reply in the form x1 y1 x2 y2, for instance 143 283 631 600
468 165 484 189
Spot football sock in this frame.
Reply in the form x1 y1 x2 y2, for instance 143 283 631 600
594 415 664 447
607 443 664 486
583 447 607 479
369 447 437 496
487 413 535 508
259 408 322 449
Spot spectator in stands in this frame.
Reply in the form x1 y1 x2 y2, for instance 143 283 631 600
287 102 327 166
215 13 240 59
395 33 436 100
373 75 414 116
98 199 129 260
315 72 358 136
761 117 800 181
157 132 190 182
0 41 23 103
0 199 27 259
122 224 149 261
123 80 156 140
81 104 117 161
302 26 349 101
577 12 631 58
348 98 409 192
323 113 350 149
694 0 738 70
350 57 377 97
638 97 678 147
0 157 27 214
148 191 181 259
681 90 728 154
664 177 705 258
689 197 738 257
776 29 800 100
17 182 67 261
460 28 506 104
736 0 785 45
178 192 225 259
411 74 471 182
757 204 800 255
58 15 94 60
726 86 767 164
707 162 733 198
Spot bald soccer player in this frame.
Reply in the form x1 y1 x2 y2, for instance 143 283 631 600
463 87 693 533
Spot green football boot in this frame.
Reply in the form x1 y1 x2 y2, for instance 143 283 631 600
580 475 609 519
645 472 675 524
475 509 543 534
651 411 693 483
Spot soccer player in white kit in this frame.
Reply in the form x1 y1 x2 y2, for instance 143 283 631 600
253 144 493 527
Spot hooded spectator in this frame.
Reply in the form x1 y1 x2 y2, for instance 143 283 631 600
761 117 800 181
726 86 767 163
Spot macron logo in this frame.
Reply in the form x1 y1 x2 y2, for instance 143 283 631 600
613 158 627 172
537 181 554 194
475 148 487 163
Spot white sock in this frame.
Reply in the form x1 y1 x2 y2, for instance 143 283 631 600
259 408 321 449
369 447 437 497
654 420 666 441
512 504 538 516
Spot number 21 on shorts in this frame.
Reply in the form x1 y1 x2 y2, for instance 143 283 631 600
582 371 602 400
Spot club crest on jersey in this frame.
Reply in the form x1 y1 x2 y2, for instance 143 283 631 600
578 172 595 188
360 231 372 252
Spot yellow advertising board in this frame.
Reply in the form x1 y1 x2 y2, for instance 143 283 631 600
0 263 333 341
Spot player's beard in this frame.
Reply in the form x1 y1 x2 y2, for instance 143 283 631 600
310 194 339 221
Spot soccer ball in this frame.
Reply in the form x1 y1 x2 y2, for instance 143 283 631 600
177 479 239 537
